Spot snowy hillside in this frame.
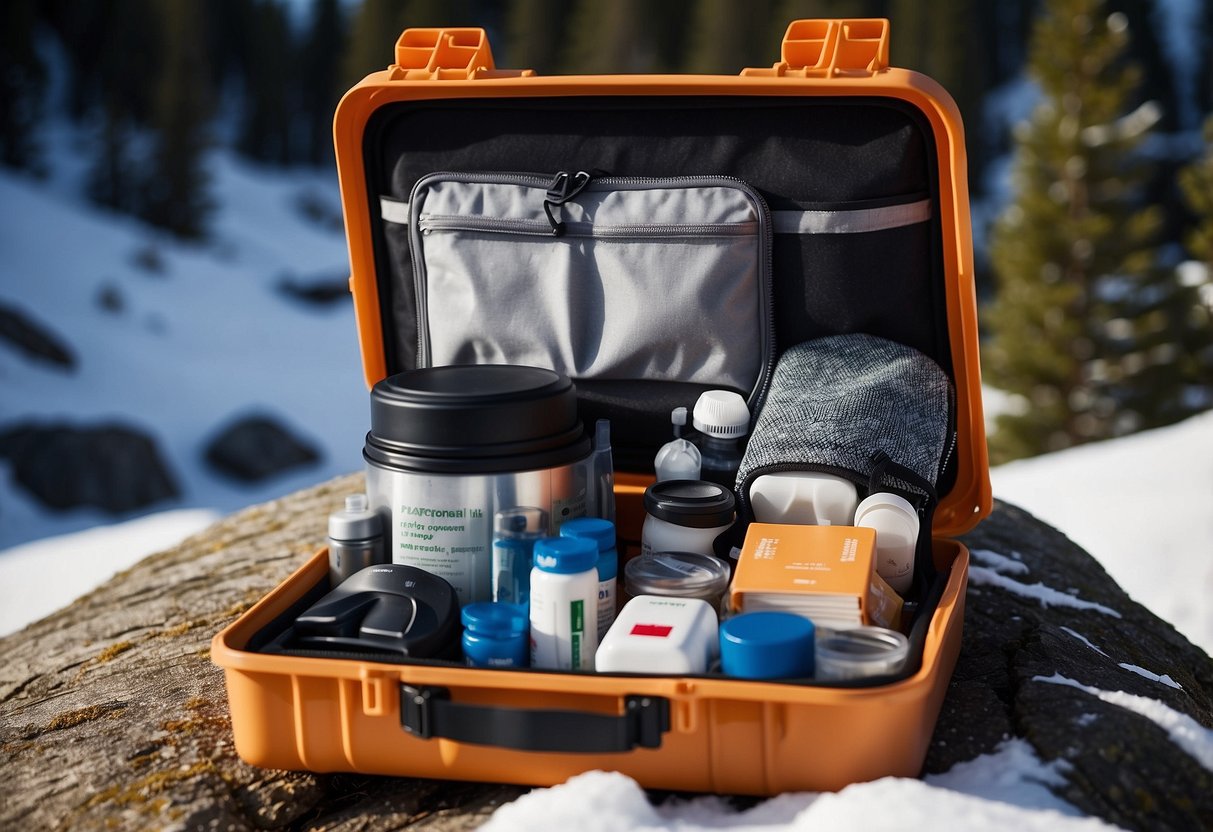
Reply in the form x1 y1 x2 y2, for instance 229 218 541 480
0 152 368 553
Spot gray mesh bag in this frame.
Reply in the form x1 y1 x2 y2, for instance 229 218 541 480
735 333 954 515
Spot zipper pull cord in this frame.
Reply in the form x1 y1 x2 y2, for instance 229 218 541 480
543 170 592 236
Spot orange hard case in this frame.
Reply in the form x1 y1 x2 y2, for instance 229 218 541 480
212 19 992 795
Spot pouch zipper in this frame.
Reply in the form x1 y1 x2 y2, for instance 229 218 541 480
408 170 777 414
418 214 759 238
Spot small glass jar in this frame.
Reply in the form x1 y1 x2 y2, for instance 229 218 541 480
814 626 910 680
623 551 731 613
461 602 529 669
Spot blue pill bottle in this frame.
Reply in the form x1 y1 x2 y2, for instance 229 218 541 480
560 517 618 634
461 602 529 668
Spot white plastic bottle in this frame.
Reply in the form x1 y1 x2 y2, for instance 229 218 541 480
854 492 920 595
691 390 750 489
529 537 599 670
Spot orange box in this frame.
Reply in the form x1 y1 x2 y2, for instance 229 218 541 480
730 523 903 631
212 17 991 795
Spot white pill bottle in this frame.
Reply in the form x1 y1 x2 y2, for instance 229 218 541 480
529 537 599 670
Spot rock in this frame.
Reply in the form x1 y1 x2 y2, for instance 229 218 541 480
0 491 1208 831
0 301 75 369
935 501 1213 829
277 273 350 306
203 413 320 482
0 421 179 512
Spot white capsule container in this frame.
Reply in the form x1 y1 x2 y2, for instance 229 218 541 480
596 595 720 675
854 492 920 595
747 471 859 526
529 537 599 671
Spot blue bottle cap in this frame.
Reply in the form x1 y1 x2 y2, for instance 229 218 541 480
560 518 618 580
559 517 617 551
533 537 597 574
461 602 528 638
719 612 815 679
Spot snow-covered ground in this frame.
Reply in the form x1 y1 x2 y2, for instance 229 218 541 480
3 129 1211 830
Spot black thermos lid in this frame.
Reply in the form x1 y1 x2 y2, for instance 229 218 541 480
364 365 591 474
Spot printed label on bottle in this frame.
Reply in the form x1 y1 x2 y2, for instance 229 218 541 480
392 499 488 601
597 579 616 634
570 599 584 668
551 488 588 528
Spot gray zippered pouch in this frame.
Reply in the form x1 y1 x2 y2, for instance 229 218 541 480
390 171 776 407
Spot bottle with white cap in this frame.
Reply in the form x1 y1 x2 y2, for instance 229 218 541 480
653 406 701 482
529 537 599 670
853 492 920 595
691 389 750 490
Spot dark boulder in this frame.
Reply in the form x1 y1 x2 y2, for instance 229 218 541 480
0 301 75 369
203 413 321 482
937 500 1213 830
277 273 350 307
0 421 179 512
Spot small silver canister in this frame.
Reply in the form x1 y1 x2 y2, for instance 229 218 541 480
327 493 385 586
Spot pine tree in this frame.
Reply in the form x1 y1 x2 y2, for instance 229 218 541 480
342 0 409 87
504 0 573 73
560 0 657 74
235 0 293 164
0 0 47 172
299 0 346 166
1179 117 1213 273
683 0 775 75
139 1 213 239
983 0 1213 462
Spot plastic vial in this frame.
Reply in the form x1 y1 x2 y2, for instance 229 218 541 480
327 494 385 586
492 507 548 606
591 419 617 524
654 407 702 481
691 390 750 489
462 602 529 668
529 537 599 670
560 517 619 635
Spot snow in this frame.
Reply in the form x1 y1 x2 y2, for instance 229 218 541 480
1035 673 1213 772
990 409 1213 656
969 560 1123 618
2 117 1211 830
0 150 367 555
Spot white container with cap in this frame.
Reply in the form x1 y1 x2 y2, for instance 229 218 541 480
529 537 599 670
640 480 736 558
747 471 859 526
653 407 701 482
690 390 750 489
327 493 386 586
853 492 920 595
595 595 720 674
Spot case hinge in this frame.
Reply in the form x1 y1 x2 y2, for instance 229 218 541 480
389 27 534 81
742 19 889 79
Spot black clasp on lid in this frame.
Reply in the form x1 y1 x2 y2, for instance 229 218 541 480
543 170 592 236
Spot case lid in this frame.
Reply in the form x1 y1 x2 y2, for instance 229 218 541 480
333 18 991 537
